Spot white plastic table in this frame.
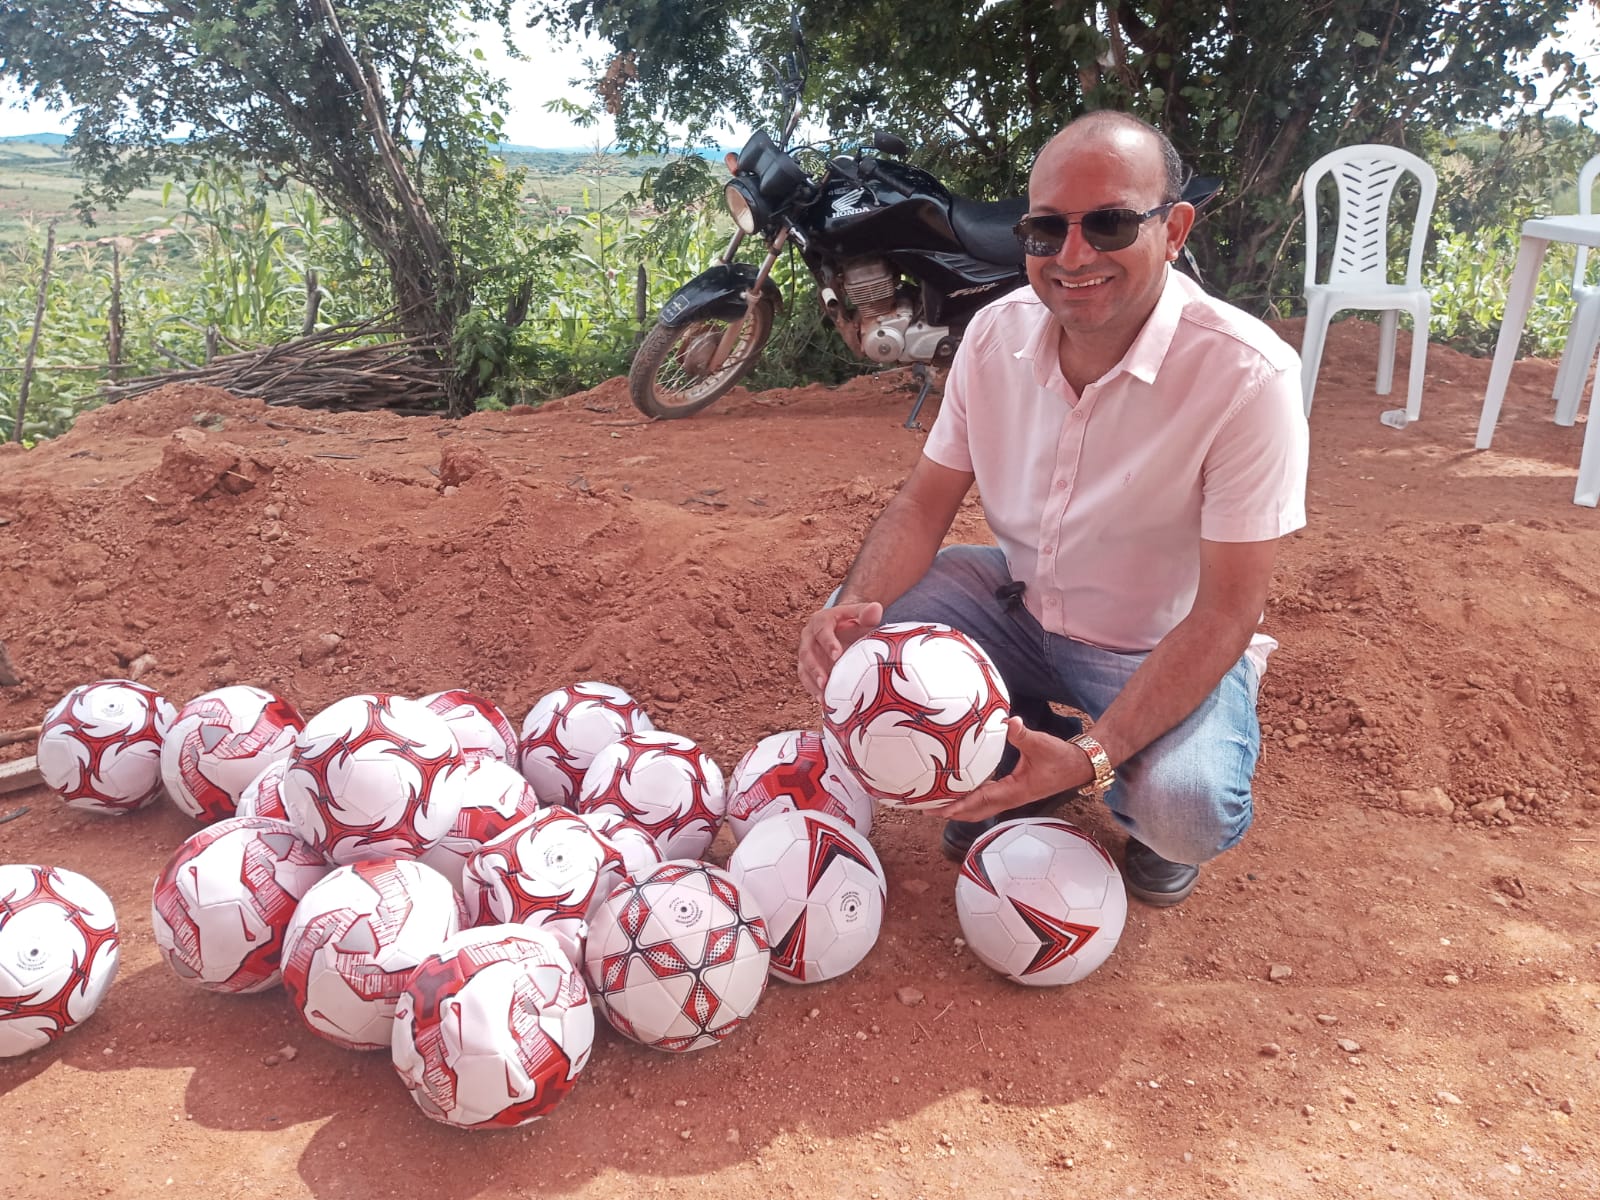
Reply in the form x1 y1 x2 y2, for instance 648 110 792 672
1474 213 1600 506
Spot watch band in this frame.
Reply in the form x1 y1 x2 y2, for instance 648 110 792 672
1068 732 1116 797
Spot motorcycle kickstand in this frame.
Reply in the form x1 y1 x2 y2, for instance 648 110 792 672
904 363 934 431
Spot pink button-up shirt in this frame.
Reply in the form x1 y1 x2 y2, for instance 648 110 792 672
925 270 1307 672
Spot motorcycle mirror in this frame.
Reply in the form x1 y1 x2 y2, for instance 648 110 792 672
872 131 908 157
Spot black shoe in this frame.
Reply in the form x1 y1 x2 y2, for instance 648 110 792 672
940 795 1068 863
1123 838 1200 907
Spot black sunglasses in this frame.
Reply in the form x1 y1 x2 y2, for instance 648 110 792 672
1013 202 1179 256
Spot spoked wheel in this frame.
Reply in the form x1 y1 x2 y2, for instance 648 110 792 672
628 298 776 419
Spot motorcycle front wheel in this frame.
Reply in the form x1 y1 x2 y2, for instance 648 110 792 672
628 298 775 419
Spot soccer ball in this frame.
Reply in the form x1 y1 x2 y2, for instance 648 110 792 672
417 689 519 766
724 729 875 844
578 811 665 881
235 758 291 822
726 810 887 985
391 925 594 1128
280 693 467 865
460 808 626 964
583 860 769 1052
419 759 542 891
37 680 176 814
954 818 1127 987
160 685 304 823
150 816 331 993
518 682 655 807
822 621 1011 809
282 858 465 1050
0 865 120 1057
576 731 726 860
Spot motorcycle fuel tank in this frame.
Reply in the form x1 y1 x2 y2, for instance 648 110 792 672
807 168 966 258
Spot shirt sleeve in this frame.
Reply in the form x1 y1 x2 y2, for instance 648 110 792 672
922 313 987 473
1199 361 1309 543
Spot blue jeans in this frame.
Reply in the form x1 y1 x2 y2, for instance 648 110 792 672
881 545 1261 866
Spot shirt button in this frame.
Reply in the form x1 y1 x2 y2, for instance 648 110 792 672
1055 480 1067 490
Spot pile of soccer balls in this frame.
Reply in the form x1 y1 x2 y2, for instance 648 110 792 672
3 620 1128 1128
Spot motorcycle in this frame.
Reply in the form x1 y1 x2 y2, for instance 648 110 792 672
628 29 1219 428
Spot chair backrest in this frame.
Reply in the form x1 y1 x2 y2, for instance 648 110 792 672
1301 144 1438 291
1573 152 1600 292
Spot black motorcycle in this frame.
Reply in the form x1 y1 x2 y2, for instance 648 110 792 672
629 33 1218 427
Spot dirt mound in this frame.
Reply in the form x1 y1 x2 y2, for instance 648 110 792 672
1 320 1596 1199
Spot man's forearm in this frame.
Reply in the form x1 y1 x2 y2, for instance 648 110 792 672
837 494 950 607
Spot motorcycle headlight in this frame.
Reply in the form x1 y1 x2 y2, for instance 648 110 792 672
724 180 762 235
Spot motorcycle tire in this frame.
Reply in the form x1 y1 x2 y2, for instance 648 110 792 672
628 298 776 419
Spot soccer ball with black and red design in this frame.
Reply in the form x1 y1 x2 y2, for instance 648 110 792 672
576 731 726 860
37 680 176 815
578 811 664 882
420 759 542 891
0 864 120 1057
159 685 304 823
418 689 519 767
281 858 466 1050
725 729 875 845
726 810 887 985
150 816 330 993
955 818 1126 987
460 808 625 964
236 758 291 822
582 860 770 1053
391 924 594 1129
280 694 467 866
821 622 1011 810
518 682 655 807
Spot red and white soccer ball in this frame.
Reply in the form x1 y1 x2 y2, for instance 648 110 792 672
822 622 1011 810
518 682 655 807
159 685 304 823
583 860 770 1053
955 818 1127 987
236 758 291 822
460 808 626 963
726 810 887 985
280 693 467 865
576 731 726 860
391 924 595 1129
578 811 665 882
418 689 519 767
151 816 331 993
419 759 542 891
37 680 175 815
0 865 120 1057
281 858 466 1050
725 729 875 844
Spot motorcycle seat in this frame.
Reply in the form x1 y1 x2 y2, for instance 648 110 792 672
949 196 1028 266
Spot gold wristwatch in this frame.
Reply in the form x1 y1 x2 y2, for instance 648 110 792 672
1068 732 1116 798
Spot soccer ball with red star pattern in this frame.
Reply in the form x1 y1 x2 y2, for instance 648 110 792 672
417 689 519 767
821 622 1011 810
517 682 654 807
159 685 304 823
279 694 468 866
151 816 331 993
576 731 726 860
36 680 176 815
419 759 543 891
726 810 887 985
0 864 121 1057
583 860 769 1053
281 858 466 1050
955 818 1127 987
724 729 875 844
391 924 594 1128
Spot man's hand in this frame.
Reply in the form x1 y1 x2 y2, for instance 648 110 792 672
798 601 884 700
939 717 1094 821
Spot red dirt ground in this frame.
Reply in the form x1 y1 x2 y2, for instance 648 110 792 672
0 316 1597 1199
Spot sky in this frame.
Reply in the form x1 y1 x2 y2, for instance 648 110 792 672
1 11 1597 146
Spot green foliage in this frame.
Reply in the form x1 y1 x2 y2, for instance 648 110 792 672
1425 220 1578 357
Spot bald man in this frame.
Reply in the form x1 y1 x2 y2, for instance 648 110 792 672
797 112 1308 907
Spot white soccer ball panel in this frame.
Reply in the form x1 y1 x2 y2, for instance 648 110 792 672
578 812 665 881
724 730 875 843
158 685 303 823
236 758 291 821
575 732 725 860
517 682 655 806
420 759 543 890
0 865 121 1057
37 681 175 814
418 690 519 766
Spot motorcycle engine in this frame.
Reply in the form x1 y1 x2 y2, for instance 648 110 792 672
836 259 949 365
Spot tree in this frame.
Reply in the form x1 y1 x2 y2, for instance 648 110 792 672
0 0 550 414
531 0 1594 308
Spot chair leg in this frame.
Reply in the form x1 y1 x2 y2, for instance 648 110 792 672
1376 310 1398 395
1574 369 1600 507
1555 296 1600 427
1404 303 1429 422
1553 312 1581 405
1300 295 1334 418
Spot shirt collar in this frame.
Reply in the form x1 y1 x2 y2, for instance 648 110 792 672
1013 267 1188 389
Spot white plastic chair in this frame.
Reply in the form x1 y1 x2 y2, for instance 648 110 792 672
1551 154 1600 426
1300 145 1438 422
